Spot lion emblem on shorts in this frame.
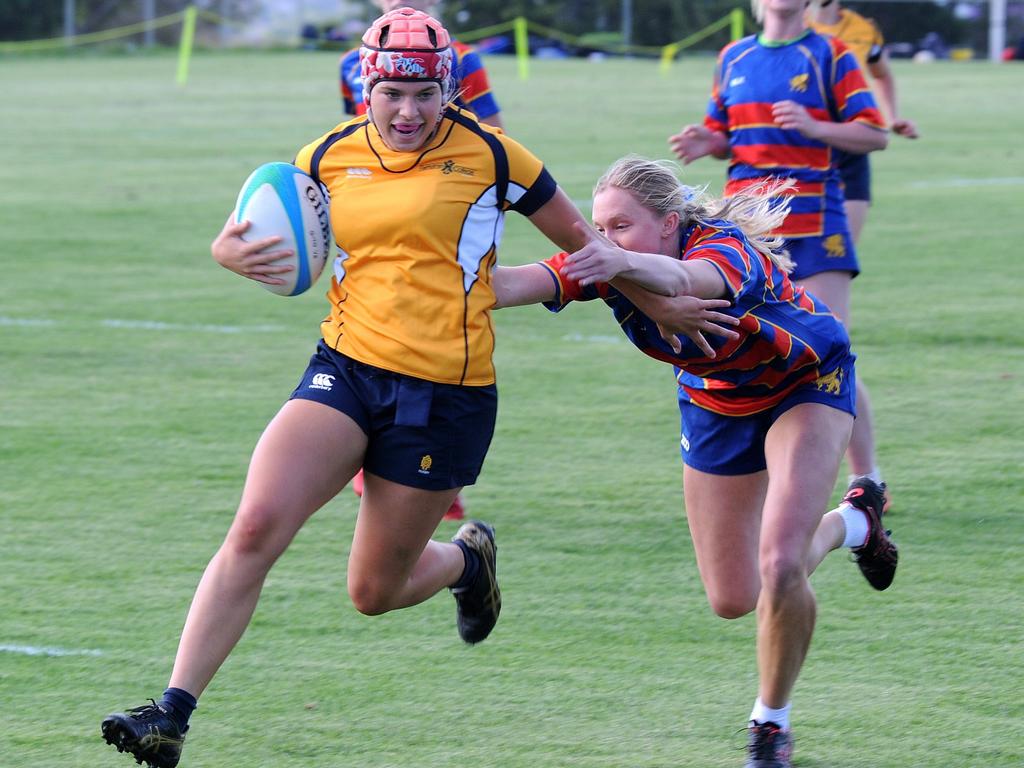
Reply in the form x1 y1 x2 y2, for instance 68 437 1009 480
824 234 846 258
814 368 844 395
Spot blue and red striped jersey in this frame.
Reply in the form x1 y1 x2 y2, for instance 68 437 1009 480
340 40 500 120
541 220 852 416
704 30 885 238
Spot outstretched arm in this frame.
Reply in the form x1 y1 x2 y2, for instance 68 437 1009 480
868 53 919 139
526 186 598 253
612 278 740 357
491 187 595 310
561 237 727 298
561 239 740 357
492 263 558 309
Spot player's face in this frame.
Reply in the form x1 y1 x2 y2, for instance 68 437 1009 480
592 186 678 257
369 80 443 152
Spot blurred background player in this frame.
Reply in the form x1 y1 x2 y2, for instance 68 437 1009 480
490 155 898 768
808 0 919 242
340 0 503 130
668 0 892 512
343 1 503 518
810 0 919 509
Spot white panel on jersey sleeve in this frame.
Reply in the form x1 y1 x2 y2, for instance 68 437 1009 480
505 181 528 206
457 184 502 294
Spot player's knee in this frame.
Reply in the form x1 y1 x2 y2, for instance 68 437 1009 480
758 552 806 597
225 503 282 557
347 576 394 616
706 587 758 619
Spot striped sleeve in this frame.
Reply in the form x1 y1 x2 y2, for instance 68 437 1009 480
703 51 730 134
339 48 363 116
830 39 885 129
453 44 500 119
540 251 603 312
685 231 757 301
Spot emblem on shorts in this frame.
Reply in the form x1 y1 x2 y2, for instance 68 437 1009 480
824 234 846 258
814 367 843 395
418 455 433 474
790 73 809 93
680 434 690 452
309 373 335 391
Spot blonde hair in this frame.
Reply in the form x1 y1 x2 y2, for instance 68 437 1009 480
594 155 795 272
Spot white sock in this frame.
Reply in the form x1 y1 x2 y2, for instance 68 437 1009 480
848 466 884 486
750 697 791 730
838 504 870 548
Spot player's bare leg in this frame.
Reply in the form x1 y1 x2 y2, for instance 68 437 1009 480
756 403 852 711
844 199 869 244
103 399 365 766
682 466 766 619
798 270 879 481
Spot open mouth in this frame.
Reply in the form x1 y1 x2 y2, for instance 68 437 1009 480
391 123 423 139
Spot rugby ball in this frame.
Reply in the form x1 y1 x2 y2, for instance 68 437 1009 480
233 162 331 296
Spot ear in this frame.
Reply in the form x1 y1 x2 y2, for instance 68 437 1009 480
662 210 681 238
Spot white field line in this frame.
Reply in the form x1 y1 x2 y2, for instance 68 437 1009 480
560 332 624 345
0 643 103 657
0 316 283 334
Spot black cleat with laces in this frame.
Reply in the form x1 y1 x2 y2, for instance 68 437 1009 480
101 700 187 768
450 520 501 644
745 721 793 768
843 476 898 591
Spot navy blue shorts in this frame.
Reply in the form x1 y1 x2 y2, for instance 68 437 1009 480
677 356 857 476
786 232 859 281
835 150 872 202
290 341 497 490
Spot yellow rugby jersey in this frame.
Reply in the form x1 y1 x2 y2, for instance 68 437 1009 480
809 10 884 76
294 107 556 386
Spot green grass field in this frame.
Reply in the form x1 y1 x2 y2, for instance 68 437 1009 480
1 50 1022 768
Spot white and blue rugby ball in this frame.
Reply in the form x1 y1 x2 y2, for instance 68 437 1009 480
233 162 331 296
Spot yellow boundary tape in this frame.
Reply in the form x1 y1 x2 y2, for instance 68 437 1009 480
1 7 754 86
0 10 186 53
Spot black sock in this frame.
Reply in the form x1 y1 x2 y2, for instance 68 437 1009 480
451 539 480 590
160 687 197 731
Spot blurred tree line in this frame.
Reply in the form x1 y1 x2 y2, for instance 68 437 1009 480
2 0 971 49
442 0 969 47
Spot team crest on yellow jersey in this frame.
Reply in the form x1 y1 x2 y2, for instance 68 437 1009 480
824 234 847 258
790 73 809 93
814 367 844 394
419 455 433 472
422 159 475 177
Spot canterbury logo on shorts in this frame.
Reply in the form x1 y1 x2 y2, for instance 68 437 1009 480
309 373 335 391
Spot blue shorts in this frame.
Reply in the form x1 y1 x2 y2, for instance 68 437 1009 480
786 232 859 281
678 357 857 475
835 150 872 202
290 341 497 490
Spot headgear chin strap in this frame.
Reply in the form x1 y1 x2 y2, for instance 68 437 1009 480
359 7 454 116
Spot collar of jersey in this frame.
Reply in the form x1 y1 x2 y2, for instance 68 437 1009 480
757 28 812 48
364 111 456 174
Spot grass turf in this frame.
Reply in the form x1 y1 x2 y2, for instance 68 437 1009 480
1 51 1022 767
